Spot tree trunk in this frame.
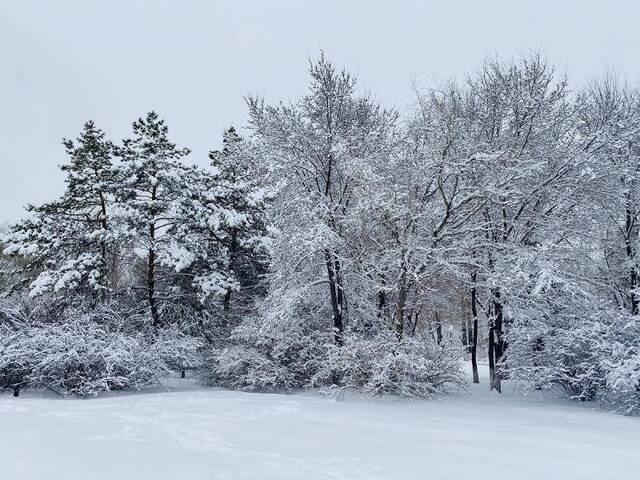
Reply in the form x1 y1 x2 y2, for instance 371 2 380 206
435 310 443 345
393 261 408 338
148 243 160 327
461 320 468 352
488 322 496 391
325 249 344 345
223 231 238 320
377 289 386 320
148 184 161 327
98 191 108 263
625 203 638 314
470 272 480 384
335 256 345 324
223 290 232 314
96 188 109 302
492 290 504 393
411 311 420 336
460 291 471 353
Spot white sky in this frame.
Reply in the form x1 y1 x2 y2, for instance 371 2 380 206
2 0 640 222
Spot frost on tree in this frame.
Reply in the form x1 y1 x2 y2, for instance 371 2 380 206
115 112 197 326
3 121 118 300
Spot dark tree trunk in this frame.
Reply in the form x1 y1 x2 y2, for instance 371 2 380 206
223 290 232 314
470 272 480 384
630 267 638 315
13 386 20 397
493 291 505 359
435 310 443 345
488 323 496 391
461 320 469 352
148 244 160 327
411 311 420 336
460 291 471 353
97 190 109 302
148 184 161 327
325 249 344 345
625 204 638 315
394 262 408 338
335 256 345 323
377 290 386 320
492 289 504 392
487 290 503 393
223 231 238 319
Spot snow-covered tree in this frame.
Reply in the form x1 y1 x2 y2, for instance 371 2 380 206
247 53 398 344
3 121 118 300
207 54 466 395
458 56 579 391
114 111 195 326
506 76 640 411
200 127 268 315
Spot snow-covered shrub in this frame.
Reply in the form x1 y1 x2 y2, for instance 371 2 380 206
155 327 204 373
604 350 640 415
509 312 640 414
505 267 640 413
507 318 607 401
0 300 204 396
0 326 34 392
201 317 329 392
311 331 466 397
202 345 296 392
203 305 467 397
599 316 640 414
26 320 169 396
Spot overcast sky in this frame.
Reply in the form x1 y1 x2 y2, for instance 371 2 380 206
2 0 640 222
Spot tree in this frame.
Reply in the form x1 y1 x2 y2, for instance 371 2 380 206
115 111 193 326
203 127 268 317
577 77 640 316
461 55 577 391
247 53 397 345
3 121 118 300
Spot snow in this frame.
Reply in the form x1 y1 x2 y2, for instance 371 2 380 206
1 367 638 480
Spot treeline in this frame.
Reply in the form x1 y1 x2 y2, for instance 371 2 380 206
1 53 639 413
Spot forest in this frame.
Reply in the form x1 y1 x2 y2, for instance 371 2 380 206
1 53 639 415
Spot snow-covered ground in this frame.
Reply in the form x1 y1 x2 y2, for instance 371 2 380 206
1 367 638 480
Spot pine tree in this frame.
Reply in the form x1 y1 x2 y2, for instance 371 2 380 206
3 121 117 299
204 127 268 316
115 111 192 326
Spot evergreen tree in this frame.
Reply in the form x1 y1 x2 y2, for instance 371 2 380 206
204 127 268 316
3 121 117 299
115 111 193 326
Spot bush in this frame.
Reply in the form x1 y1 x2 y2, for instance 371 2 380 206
604 350 640 415
29 322 169 395
600 316 640 415
155 327 204 373
311 331 467 398
202 345 297 392
0 327 34 393
203 311 467 397
507 320 607 401
201 318 329 392
0 301 204 396
507 302 640 414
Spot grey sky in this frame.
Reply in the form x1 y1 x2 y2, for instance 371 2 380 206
2 0 640 222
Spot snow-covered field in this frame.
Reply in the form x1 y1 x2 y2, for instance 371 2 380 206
1 367 638 480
